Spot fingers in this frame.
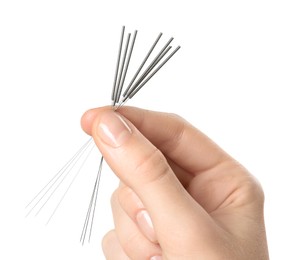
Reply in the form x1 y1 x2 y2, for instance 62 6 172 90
83 107 213 248
111 188 162 259
81 106 230 175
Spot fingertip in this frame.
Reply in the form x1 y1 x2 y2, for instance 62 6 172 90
81 106 112 135
80 109 98 135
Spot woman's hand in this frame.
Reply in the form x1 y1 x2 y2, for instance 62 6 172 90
81 106 269 260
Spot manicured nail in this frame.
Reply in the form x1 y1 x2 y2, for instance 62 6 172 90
150 256 162 260
97 111 132 147
136 210 157 242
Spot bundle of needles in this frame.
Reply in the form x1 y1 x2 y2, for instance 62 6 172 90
26 26 180 244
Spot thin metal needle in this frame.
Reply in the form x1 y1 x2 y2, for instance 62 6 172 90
116 30 137 104
114 33 131 104
87 156 103 242
80 156 103 244
80 184 96 243
111 26 125 104
81 29 139 243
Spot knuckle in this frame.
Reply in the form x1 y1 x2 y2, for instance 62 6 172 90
160 113 187 150
134 148 171 185
167 112 184 121
241 175 265 205
229 163 266 208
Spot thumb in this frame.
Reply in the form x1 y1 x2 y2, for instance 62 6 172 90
91 109 210 238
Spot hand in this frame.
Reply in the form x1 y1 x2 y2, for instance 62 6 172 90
81 106 269 260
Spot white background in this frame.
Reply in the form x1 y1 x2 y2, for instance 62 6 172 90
0 0 293 259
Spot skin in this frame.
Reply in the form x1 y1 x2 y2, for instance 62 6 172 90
81 106 269 260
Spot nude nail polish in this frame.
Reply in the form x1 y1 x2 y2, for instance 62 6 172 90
97 111 132 147
136 210 157 243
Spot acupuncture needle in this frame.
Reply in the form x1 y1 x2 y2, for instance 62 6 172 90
112 26 125 105
80 32 137 244
114 33 131 104
80 156 103 244
81 27 135 242
81 27 130 242
116 31 137 104
27 26 180 244
82 28 180 242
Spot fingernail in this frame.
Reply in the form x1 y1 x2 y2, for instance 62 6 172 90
97 111 132 147
150 256 162 260
136 210 157 242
